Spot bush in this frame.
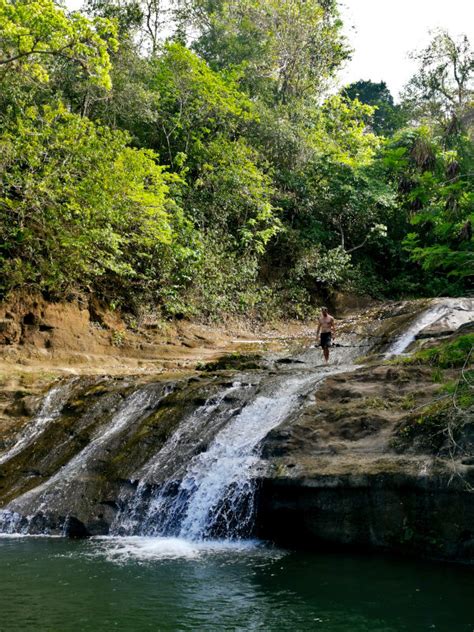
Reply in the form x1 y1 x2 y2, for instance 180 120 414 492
0 104 185 298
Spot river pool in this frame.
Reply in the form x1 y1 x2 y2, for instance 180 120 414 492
0 536 472 631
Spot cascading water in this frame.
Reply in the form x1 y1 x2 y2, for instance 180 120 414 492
112 374 318 540
111 381 250 536
384 298 473 357
0 383 174 534
172 375 315 540
0 380 77 466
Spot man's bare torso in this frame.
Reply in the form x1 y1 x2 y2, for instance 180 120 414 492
318 314 334 333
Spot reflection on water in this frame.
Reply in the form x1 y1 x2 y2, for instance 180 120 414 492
0 536 473 632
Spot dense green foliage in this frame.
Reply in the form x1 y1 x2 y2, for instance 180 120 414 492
342 80 405 135
0 0 117 86
0 104 190 295
0 1 472 319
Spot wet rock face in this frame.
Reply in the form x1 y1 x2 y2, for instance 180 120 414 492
257 477 474 561
0 375 181 533
63 515 90 539
415 298 473 339
0 373 261 536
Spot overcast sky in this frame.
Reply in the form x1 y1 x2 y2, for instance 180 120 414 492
66 0 473 100
338 0 473 99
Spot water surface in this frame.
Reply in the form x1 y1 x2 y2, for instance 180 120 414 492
1 536 472 631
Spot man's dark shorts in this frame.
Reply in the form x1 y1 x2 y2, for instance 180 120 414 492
320 332 332 349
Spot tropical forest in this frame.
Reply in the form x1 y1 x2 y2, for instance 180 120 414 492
0 2 473 631
1 0 472 320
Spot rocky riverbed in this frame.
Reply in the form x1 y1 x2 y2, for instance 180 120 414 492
0 297 472 562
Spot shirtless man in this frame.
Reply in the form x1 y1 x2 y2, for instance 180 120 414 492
316 306 336 363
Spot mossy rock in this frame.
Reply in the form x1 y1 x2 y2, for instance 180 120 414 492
397 334 474 369
197 353 263 372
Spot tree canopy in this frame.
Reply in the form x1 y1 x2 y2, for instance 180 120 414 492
0 0 117 87
0 0 472 318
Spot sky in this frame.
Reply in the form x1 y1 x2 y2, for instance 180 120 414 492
338 0 473 99
66 0 473 100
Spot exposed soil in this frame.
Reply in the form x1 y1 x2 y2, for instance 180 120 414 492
0 291 341 378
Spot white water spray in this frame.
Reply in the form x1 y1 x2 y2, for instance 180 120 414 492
112 373 321 540
177 375 314 540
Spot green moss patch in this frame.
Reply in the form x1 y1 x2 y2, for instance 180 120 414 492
401 334 474 369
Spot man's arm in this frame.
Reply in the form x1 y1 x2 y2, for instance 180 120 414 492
331 317 336 338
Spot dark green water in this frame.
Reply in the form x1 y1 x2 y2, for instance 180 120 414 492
0 536 472 632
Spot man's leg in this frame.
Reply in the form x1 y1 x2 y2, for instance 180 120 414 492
323 346 329 362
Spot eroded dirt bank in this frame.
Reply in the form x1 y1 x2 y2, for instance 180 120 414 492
0 291 364 378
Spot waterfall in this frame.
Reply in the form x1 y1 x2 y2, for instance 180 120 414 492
112 373 320 540
0 384 173 535
383 299 470 357
110 381 247 535
170 375 314 540
1 298 472 543
0 380 77 466
0 354 354 539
